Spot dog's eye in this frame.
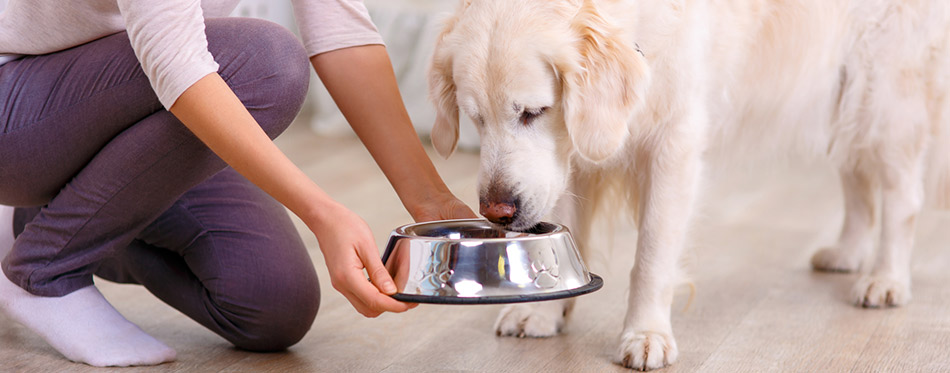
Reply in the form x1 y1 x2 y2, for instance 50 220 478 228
520 107 549 126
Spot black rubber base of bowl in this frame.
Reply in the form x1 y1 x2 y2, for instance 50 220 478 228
389 273 604 305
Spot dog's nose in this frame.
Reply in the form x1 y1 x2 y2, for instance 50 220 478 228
480 182 519 225
480 201 517 225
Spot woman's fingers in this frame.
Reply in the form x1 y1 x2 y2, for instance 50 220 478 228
328 251 410 316
338 289 381 318
345 267 411 313
349 238 411 313
357 241 397 295
312 203 417 317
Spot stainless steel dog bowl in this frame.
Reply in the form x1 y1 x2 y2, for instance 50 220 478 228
381 219 603 304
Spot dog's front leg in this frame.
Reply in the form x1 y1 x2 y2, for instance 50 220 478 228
494 174 591 338
618 140 701 371
494 299 576 338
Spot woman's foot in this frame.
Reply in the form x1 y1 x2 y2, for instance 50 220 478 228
0 207 175 367
0 276 176 366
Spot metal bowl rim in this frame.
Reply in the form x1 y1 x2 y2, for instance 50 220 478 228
391 218 570 243
389 273 604 304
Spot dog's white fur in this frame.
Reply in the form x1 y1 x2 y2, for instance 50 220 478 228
427 0 950 370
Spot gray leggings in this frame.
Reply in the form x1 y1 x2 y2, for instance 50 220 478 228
0 18 319 351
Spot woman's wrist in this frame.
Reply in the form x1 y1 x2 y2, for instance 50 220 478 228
276 178 342 237
299 195 341 233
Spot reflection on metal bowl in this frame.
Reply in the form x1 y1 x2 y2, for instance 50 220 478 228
381 219 603 304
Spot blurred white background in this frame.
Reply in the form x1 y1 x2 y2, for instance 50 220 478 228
233 0 481 150
0 0 470 147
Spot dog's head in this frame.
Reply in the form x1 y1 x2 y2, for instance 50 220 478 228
428 0 650 230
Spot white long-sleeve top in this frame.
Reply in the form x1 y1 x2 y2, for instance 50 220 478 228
0 0 383 109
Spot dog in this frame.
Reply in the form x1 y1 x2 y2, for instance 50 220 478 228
426 0 950 370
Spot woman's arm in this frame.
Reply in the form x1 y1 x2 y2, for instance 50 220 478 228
170 73 411 317
310 45 477 222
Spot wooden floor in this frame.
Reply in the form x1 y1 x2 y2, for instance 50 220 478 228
3 121 950 372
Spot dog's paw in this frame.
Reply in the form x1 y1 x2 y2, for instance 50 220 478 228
852 274 911 308
617 331 678 371
810 247 862 273
494 303 565 338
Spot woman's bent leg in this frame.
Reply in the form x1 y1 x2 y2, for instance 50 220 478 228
95 169 320 351
1 18 309 296
0 18 309 366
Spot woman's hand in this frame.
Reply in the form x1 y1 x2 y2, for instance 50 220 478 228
410 191 477 223
308 201 416 317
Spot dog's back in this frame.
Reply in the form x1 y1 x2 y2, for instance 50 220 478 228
703 0 950 201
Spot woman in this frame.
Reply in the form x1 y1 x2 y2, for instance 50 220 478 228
0 0 474 367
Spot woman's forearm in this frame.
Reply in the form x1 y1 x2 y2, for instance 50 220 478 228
310 45 455 221
170 72 415 316
169 73 331 227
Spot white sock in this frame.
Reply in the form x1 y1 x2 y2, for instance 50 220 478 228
0 206 175 367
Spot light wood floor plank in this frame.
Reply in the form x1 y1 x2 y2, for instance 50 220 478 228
2 122 949 372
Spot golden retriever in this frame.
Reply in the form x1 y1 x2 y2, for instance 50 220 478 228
426 0 950 370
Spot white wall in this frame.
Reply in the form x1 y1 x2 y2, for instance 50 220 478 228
231 0 297 32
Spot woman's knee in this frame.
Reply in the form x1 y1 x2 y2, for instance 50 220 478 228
219 262 321 351
204 18 310 140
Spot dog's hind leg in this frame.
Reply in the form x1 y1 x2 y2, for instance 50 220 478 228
830 0 940 308
811 167 877 272
851 151 925 308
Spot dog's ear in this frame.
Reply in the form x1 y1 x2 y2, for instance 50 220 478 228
428 50 459 159
426 8 464 159
561 0 651 163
